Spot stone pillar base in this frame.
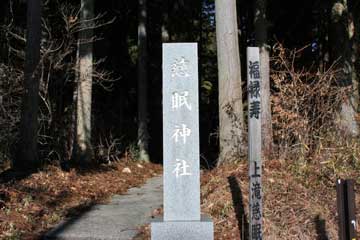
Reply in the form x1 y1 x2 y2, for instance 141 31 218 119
151 215 213 240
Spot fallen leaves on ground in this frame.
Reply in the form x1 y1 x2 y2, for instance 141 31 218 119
0 161 162 239
135 159 360 240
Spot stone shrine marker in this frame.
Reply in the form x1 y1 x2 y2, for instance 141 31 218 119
151 43 213 239
247 47 263 240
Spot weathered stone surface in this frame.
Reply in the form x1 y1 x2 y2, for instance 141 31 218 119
247 47 263 239
162 43 200 221
151 42 213 240
151 216 214 240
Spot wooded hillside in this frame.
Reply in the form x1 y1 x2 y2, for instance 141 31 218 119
1 0 360 239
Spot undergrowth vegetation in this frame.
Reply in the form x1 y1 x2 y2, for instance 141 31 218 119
0 2 117 170
271 43 360 184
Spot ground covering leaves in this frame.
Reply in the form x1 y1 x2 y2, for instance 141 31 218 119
136 159 360 240
0 161 162 239
1 157 359 239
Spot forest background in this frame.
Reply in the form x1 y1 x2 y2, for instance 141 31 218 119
1 0 360 239
2 0 360 170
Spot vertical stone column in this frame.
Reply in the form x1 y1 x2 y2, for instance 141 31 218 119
151 43 213 240
247 47 263 240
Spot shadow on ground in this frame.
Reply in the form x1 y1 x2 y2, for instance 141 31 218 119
314 215 329 240
42 202 98 239
0 168 35 183
0 162 121 184
228 175 248 240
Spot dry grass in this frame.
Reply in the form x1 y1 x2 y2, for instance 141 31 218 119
271 43 349 157
135 157 360 240
201 161 342 240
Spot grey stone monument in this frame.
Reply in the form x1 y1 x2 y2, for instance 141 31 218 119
247 47 263 240
151 43 213 239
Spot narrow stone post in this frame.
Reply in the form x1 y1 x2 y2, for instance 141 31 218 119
151 43 213 240
247 47 263 240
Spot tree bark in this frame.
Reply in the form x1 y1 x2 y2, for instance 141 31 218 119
330 0 359 136
75 0 94 164
14 0 42 170
0 0 10 63
215 0 246 165
254 0 273 158
137 0 150 162
350 0 360 111
161 0 170 42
